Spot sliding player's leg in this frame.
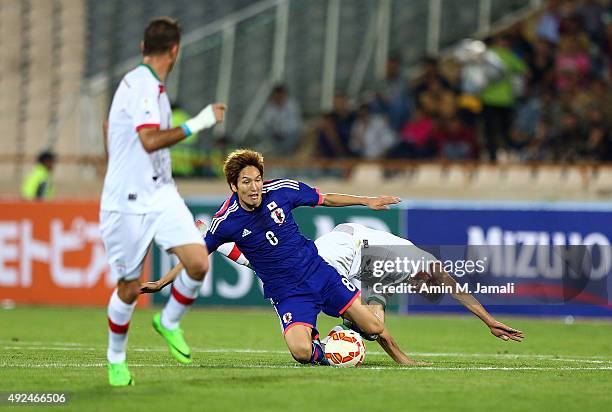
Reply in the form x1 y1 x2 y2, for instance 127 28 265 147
272 295 328 365
100 211 155 386
318 261 384 339
152 194 209 364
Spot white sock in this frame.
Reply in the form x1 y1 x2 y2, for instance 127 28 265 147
107 289 136 364
161 271 202 330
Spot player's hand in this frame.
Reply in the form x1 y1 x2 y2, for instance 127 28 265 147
400 359 432 366
140 281 162 294
212 103 227 123
184 103 226 134
488 320 524 342
366 196 401 210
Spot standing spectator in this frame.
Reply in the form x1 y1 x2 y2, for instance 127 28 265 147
370 54 412 131
21 150 56 200
349 104 396 159
255 84 303 156
317 91 357 158
170 103 203 177
480 35 528 161
536 0 561 45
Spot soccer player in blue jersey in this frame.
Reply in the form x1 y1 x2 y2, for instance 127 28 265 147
175 149 399 365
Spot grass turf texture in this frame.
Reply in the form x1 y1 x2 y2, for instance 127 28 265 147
1 306 611 411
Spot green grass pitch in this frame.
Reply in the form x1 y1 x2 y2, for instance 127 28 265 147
1 306 611 411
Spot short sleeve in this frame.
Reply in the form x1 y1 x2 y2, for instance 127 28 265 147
204 231 226 254
285 181 324 208
129 79 162 132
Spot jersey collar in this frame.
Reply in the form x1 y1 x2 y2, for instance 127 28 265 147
139 63 161 82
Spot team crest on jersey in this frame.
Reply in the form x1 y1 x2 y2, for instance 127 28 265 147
282 312 292 324
266 201 278 211
271 207 285 224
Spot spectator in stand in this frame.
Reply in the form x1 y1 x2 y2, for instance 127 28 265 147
349 104 396 159
419 76 457 121
555 34 592 92
413 56 452 99
575 0 606 44
536 0 562 45
589 78 612 122
254 84 303 155
527 39 556 93
387 106 437 159
370 54 412 131
549 110 587 162
21 150 56 200
583 105 611 161
431 116 479 160
480 34 528 161
317 91 357 158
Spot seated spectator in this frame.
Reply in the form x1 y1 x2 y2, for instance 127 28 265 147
349 104 396 159
419 77 457 120
527 39 556 93
254 84 303 155
317 91 357 158
549 110 587 162
431 116 479 160
555 34 592 91
583 105 611 161
387 107 437 159
510 91 544 153
413 56 452 99
370 54 412 131
576 0 606 44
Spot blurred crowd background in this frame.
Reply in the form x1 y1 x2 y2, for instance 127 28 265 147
0 0 611 196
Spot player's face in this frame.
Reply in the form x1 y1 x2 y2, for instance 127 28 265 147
232 166 263 211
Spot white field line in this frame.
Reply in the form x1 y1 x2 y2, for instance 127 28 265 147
0 362 611 371
2 342 612 364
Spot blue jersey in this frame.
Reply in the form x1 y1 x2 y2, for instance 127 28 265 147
205 179 325 301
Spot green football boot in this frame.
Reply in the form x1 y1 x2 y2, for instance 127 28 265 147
108 361 134 387
152 312 192 364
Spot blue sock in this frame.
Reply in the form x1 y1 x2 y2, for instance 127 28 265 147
310 340 329 365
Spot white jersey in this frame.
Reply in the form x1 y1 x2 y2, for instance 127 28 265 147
314 223 415 282
101 64 174 213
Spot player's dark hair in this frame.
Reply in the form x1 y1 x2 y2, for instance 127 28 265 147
143 17 181 56
223 149 265 189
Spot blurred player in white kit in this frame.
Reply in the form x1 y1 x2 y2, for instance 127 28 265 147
100 17 226 386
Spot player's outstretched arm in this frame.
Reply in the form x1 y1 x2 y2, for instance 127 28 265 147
321 193 401 210
140 262 184 294
429 264 524 342
138 103 227 152
377 327 431 366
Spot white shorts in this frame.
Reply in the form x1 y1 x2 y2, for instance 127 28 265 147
100 189 203 281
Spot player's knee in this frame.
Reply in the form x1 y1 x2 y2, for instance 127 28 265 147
117 280 140 303
361 318 384 336
288 340 312 364
185 257 209 281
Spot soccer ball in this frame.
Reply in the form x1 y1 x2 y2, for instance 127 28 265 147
323 328 366 367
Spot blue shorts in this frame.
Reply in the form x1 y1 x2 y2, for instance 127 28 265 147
271 259 361 337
